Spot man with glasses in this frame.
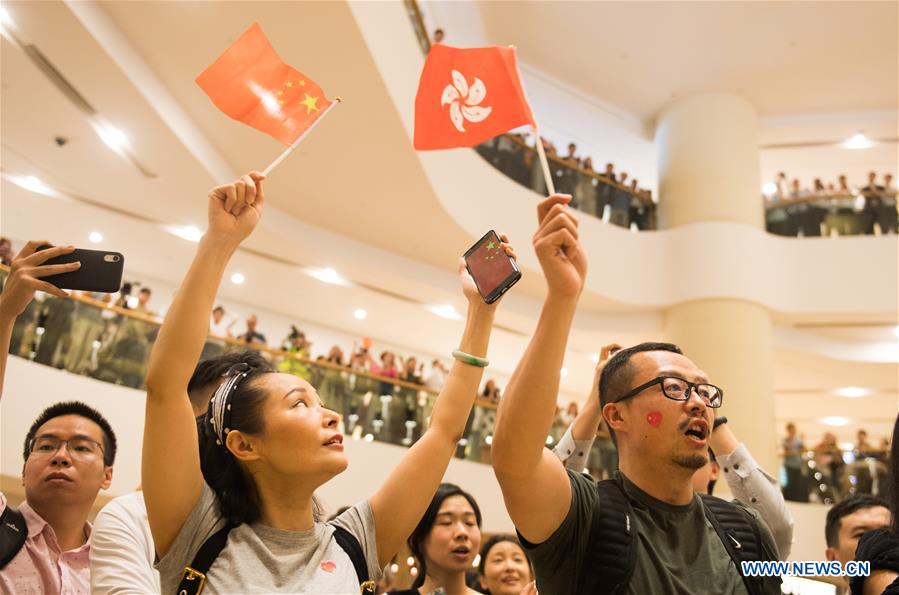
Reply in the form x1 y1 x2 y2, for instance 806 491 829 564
492 194 780 594
0 401 116 592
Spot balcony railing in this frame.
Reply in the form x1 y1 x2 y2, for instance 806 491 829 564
1 267 598 470
764 191 898 237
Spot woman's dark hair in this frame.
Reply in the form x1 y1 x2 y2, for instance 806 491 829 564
197 357 329 526
408 483 482 588
477 533 531 579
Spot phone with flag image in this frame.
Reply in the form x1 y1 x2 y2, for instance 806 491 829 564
463 230 521 304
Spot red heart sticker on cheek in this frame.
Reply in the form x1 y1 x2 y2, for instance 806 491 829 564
646 411 662 428
321 561 336 573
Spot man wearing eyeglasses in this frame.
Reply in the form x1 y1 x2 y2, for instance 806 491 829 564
0 401 116 593
492 194 781 594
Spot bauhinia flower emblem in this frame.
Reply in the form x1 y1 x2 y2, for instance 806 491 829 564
441 70 492 133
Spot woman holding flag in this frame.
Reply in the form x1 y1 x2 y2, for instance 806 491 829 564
140 170 515 593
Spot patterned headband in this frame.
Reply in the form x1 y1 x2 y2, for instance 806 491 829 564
207 363 251 447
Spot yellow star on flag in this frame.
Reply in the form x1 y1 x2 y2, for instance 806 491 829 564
299 79 306 86
300 93 320 114
285 81 293 88
277 90 284 97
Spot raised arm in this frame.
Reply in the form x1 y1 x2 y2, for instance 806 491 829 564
709 420 794 559
143 173 264 558
370 242 515 568
0 242 79 401
492 194 587 544
554 343 620 472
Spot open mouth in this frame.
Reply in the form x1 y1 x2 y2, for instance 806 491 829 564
683 419 709 443
324 434 343 447
451 545 471 559
501 575 523 585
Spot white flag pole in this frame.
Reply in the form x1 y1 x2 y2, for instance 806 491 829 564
532 125 556 195
262 96 342 176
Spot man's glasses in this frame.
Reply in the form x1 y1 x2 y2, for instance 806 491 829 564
613 376 724 408
28 435 105 461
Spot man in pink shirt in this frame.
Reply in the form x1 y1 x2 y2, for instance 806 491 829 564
0 401 116 594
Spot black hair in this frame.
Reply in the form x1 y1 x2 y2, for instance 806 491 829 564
477 533 532 583
24 401 117 466
825 494 890 548
187 350 271 409
198 355 277 526
408 483 482 588
598 342 683 444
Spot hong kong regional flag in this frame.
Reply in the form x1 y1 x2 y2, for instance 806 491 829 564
196 23 331 146
414 44 535 150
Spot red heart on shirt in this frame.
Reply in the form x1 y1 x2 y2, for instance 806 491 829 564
321 561 337 573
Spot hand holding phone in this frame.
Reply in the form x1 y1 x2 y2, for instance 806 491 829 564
463 230 521 304
36 245 124 293
0 242 79 320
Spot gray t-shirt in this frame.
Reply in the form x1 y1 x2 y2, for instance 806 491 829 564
156 483 381 594
522 470 780 595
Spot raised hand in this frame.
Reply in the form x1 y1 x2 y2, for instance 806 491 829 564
206 172 266 246
533 195 587 299
0 242 79 320
459 233 517 307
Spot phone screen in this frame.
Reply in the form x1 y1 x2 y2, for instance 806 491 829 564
465 231 517 298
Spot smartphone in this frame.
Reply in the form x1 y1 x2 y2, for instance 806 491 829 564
36 245 124 293
463 230 521 304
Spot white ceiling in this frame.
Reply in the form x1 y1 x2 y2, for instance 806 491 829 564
475 1 898 123
0 0 895 439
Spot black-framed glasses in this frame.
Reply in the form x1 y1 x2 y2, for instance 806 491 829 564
28 435 105 461
613 376 724 408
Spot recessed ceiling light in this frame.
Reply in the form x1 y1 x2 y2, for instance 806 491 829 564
230 272 245 285
7 174 58 197
92 121 129 153
590 353 600 364
427 304 463 320
88 231 103 244
833 387 872 398
820 416 850 427
842 133 874 150
560 367 569 378
0 6 15 28
893 326 899 339
167 225 203 243
762 182 778 195
353 308 367 320
306 267 350 286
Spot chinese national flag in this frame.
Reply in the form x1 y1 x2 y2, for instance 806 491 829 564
196 23 331 146
414 44 535 151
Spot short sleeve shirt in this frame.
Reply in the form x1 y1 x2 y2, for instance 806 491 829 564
156 483 382 594
521 470 780 595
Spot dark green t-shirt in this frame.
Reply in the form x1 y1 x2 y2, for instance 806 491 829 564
522 470 780 595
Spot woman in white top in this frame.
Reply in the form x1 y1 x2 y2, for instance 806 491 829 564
143 173 515 593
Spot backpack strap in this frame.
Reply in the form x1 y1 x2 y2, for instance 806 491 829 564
175 522 236 595
0 506 28 570
332 525 376 595
575 478 637 595
699 494 775 595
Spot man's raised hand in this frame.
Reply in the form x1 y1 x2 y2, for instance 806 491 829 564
533 194 587 299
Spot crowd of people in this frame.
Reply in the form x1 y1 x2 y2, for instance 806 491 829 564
476 136 658 232
765 171 897 237
1 176 896 595
782 423 893 505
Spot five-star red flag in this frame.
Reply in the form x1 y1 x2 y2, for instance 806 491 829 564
414 44 535 151
196 23 331 146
